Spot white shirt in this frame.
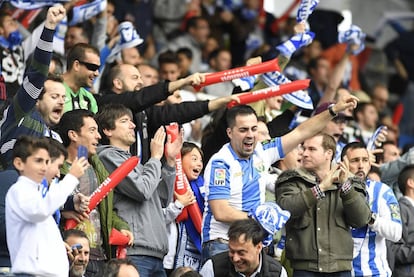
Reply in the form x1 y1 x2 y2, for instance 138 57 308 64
6 174 79 276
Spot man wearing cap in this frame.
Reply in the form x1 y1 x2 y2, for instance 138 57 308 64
276 133 371 276
313 101 354 161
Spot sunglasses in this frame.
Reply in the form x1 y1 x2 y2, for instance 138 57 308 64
77 60 100 71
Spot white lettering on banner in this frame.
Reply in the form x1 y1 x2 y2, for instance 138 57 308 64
175 158 185 190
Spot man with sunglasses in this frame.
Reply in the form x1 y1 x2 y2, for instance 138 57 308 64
62 43 101 113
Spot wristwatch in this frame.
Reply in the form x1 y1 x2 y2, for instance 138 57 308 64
328 104 338 117
368 212 377 225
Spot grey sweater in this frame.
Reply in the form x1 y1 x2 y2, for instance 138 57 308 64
97 145 175 259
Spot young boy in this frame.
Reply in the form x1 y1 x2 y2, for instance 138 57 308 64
6 136 88 276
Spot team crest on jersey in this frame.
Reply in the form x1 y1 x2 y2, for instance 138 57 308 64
390 203 401 221
254 161 266 173
214 169 226 186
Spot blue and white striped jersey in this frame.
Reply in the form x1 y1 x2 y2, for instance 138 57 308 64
202 138 284 242
352 179 402 277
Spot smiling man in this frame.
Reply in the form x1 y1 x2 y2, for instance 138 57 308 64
96 103 183 276
62 43 100 113
64 229 90 277
57 109 133 277
200 218 286 277
202 93 359 262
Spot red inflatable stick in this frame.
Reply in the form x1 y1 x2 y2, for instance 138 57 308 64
227 79 310 109
166 123 188 222
193 58 280 91
165 123 203 233
109 228 129 259
65 156 139 230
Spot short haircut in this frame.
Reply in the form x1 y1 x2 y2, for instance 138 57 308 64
96 104 133 145
226 105 257 129
12 136 49 162
107 64 123 88
158 50 179 66
181 272 203 277
0 12 11 28
307 56 326 75
47 138 68 161
377 140 398 163
103 258 138 277
398 164 414 195
315 133 337 162
66 43 100 71
176 47 193 60
56 109 95 147
185 16 207 32
228 218 265 246
353 102 375 119
62 229 89 242
341 141 367 161
39 74 64 100
207 48 229 64
170 267 193 277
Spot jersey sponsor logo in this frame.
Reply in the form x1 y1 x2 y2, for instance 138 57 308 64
213 169 226 186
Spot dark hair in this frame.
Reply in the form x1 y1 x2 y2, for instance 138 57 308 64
107 64 123 89
176 47 193 60
377 140 398 163
353 102 376 120
103 258 138 277
56 109 96 147
398 165 414 195
39 74 64 100
226 105 257 129
66 43 100 71
158 50 179 67
307 56 326 75
63 229 89 242
50 53 64 75
186 16 204 32
368 166 381 180
228 218 266 246
0 12 11 28
96 104 133 145
181 272 203 277
12 136 49 162
47 138 68 161
181 142 203 160
207 48 229 64
341 141 367 161
170 267 193 277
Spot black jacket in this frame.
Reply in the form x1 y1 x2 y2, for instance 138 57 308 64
98 82 210 162
211 251 283 277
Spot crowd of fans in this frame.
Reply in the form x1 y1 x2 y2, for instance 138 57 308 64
0 0 413 276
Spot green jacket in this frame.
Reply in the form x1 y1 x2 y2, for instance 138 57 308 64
275 168 371 273
61 154 130 258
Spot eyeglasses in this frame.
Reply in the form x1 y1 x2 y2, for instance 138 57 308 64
77 60 100 71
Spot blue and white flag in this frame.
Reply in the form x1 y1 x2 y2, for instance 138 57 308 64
68 0 107 26
8 0 69 9
261 71 313 110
